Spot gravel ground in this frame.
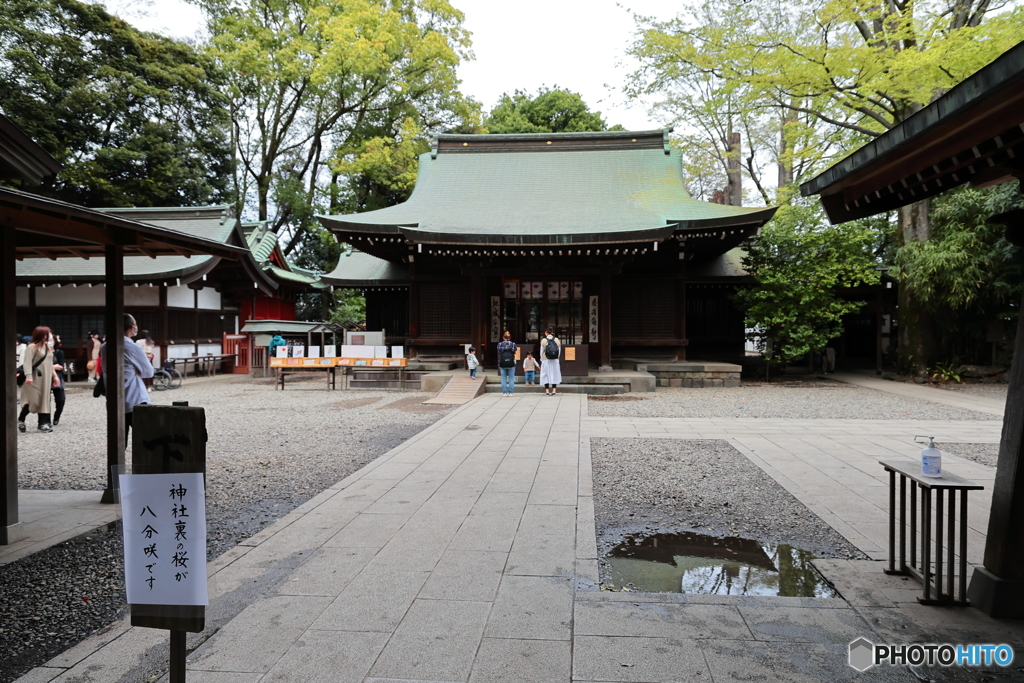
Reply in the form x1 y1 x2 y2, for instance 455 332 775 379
931 382 1009 399
939 442 1000 469
2 375 452 683
590 438 868 590
588 379 996 420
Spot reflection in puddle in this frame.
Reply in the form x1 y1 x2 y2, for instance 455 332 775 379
601 531 839 598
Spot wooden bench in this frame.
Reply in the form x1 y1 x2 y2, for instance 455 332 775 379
880 459 984 605
169 354 237 378
276 365 336 390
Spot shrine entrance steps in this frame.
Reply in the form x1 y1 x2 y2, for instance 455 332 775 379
483 382 626 395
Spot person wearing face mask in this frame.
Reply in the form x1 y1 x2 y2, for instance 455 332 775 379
18 326 59 433
100 314 154 444
50 333 67 426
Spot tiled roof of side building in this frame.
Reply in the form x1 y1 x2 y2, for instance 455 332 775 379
318 130 775 244
16 205 238 282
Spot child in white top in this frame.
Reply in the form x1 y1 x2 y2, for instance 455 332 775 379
467 347 479 379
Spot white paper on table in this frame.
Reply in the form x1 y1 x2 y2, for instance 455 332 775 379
391 346 404 359
323 345 337 357
308 346 320 358
373 346 387 358
292 345 305 358
120 472 208 606
275 346 288 358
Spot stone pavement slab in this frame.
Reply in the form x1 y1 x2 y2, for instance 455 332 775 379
18 387 1023 683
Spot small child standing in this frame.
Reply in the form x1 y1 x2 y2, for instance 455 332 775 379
522 352 539 385
467 346 479 379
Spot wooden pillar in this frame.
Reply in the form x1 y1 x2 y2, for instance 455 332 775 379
676 279 687 361
408 267 419 359
469 273 483 363
1 227 22 544
599 269 612 369
969 208 1024 616
193 287 199 356
875 285 884 375
101 246 125 504
159 284 168 368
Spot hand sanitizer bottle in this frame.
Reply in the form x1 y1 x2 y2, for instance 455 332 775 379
917 436 942 478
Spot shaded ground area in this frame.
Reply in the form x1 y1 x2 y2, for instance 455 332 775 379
590 438 866 592
3 377 452 683
0 524 125 683
588 380 996 420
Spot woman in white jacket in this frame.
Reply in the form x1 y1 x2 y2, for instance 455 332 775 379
539 327 562 396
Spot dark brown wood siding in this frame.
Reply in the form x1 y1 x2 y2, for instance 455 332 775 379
420 282 470 338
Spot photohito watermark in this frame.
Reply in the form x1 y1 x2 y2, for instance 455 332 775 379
849 638 1014 672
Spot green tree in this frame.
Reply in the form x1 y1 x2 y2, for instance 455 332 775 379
485 87 622 134
735 198 880 368
893 183 1024 365
628 0 1024 372
193 0 477 260
0 0 233 207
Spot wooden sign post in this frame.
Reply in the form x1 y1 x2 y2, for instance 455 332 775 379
121 402 207 683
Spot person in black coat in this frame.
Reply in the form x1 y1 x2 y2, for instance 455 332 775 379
51 334 67 426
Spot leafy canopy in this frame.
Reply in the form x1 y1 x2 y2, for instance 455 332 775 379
194 0 477 255
0 0 233 207
735 198 880 366
485 87 622 134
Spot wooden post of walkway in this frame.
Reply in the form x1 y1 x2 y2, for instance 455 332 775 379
101 245 125 504
969 208 1024 617
1 227 22 544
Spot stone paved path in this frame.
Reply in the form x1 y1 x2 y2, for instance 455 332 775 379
20 393 1016 683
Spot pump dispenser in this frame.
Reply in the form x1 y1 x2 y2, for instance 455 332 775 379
916 436 942 478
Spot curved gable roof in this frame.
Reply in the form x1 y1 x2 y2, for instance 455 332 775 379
319 130 774 245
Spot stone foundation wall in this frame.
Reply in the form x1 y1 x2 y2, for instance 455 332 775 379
651 371 741 388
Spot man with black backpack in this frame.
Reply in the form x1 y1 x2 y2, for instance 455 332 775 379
497 330 517 396
539 326 562 396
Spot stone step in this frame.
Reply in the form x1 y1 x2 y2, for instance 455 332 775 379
483 384 626 395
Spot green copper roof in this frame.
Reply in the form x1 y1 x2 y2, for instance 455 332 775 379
322 250 408 287
318 131 774 245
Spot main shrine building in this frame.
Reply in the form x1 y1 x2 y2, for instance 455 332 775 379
319 129 776 368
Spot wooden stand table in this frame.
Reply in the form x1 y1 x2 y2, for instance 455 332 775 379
880 459 984 605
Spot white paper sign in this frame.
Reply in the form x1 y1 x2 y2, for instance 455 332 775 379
308 346 320 358
120 472 208 606
323 345 337 357
275 346 288 359
373 346 388 358
292 345 305 358
391 346 404 359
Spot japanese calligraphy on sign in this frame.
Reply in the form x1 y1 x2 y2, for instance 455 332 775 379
490 296 501 342
120 472 208 606
589 296 599 342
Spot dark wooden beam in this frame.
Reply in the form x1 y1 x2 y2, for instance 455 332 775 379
1 227 21 544
599 270 612 369
101 246 125 504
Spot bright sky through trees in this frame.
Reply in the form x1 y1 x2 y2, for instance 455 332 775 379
103 0 681 131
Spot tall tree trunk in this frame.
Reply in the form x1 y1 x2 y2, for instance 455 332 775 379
726 130 742 206
778 105 797 188
897 199 936 375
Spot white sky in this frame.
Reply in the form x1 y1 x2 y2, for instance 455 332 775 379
104 0 686 131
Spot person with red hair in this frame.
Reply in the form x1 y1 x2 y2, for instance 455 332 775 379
18 326 59 433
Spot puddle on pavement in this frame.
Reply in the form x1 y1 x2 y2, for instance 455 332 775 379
601 531 839 598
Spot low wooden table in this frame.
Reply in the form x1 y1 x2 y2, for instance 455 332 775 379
880 459 984 605
276 366 336 390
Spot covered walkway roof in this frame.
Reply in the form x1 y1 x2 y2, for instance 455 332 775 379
800 40 1024 224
